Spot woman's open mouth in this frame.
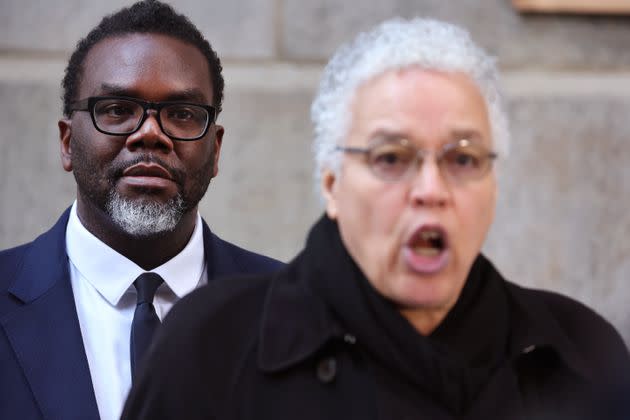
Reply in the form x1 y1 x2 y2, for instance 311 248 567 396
403 225 450 274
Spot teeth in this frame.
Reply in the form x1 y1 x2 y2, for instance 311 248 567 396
420 230 441 240
411 229 445 255
412 245 440 256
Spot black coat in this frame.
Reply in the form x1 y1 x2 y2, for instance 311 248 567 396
123 216 630 420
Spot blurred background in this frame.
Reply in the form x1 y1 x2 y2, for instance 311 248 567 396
1 0 629 343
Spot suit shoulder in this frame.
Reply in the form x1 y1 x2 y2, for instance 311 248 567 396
0 210 69 290
0 241 31 261
209 231 283 273
0 242 31 290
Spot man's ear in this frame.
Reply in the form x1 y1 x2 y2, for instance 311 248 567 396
59 118 73 172
321 169 339 220
211 124 224 178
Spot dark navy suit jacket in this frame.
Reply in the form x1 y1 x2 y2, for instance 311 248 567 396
0 208 282 420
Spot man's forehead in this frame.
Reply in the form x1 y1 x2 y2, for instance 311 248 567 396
78 33 212 100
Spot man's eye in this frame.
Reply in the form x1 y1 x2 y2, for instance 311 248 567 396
169 110 193 120
101 104 135 117
166 107 200 122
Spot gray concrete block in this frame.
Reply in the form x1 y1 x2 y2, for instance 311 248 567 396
201 85 321 262
0 81 75 247
283 0 630 69
0 0 275 59
484 96 630 343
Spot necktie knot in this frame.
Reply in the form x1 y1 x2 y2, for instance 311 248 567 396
133 272 163 305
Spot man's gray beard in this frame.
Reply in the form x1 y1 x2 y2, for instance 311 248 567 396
106 191 186 237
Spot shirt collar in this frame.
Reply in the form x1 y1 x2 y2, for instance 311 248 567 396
65 201 205 306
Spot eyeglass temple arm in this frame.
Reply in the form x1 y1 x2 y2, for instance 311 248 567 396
336 146 369 154
68 98 90 112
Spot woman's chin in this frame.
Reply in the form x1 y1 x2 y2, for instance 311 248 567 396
390 277 455 313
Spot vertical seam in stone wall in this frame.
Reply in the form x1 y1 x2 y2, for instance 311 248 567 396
274 0 285 60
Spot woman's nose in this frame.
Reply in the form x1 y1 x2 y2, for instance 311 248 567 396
408 157 450 208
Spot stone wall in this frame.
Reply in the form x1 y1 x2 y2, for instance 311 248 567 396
1 0 629 343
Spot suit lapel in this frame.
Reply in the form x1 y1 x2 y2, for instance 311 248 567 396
1 209 99 420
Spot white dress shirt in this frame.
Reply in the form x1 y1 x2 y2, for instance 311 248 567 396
65 202 208 420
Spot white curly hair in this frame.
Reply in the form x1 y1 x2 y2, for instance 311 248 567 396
311 17 510 187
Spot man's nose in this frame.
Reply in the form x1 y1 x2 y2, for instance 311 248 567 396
408 157 450 208
125 111 174 152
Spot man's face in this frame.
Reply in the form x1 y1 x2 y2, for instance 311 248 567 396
59 33 223 237
322 68 497 330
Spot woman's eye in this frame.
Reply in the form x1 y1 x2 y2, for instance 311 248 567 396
372 144 413 165
451 151 480 167
375 152 402 165
370 146 414 179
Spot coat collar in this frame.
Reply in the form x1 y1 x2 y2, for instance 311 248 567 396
258 251 593 384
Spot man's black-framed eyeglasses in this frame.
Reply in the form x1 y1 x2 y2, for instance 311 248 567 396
68 96 217 141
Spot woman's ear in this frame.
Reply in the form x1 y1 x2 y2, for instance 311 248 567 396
321 169 339 220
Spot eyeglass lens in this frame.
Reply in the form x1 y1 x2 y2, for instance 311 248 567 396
93 98 209 139
367 141 492 181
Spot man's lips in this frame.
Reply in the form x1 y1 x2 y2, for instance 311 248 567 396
122 163 173 180
120 163 175 189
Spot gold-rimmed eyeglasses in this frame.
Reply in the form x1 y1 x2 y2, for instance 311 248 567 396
336 138 497 183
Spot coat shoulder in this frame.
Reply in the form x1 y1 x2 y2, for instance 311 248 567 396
123 272 276 419
514 284 624 342
156 272 272 372
165 271 273 334
507 282 630 374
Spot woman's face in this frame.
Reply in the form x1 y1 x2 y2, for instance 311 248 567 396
322 67 497 331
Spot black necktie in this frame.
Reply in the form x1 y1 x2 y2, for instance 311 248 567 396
130 272 164 382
